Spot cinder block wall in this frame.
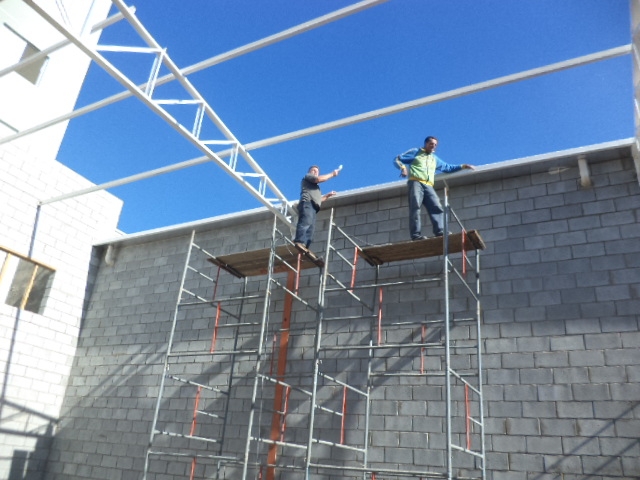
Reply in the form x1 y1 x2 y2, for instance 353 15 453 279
45 150 639 480
0 144 123 478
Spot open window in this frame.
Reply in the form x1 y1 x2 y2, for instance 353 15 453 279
0 247 55 315
0 23 49 84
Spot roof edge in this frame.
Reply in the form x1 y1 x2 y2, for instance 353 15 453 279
96 138 634 248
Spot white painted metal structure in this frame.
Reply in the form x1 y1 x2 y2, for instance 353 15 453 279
0 2 634 479
631 0 640 181
0 1 632 221
0 0 113 160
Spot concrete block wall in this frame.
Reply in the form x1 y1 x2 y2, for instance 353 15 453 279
0 143 123 478
44 149 639 479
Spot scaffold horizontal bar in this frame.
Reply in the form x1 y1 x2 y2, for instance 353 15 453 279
256 373 313 398
147 450 238 461
178 292 264 305
270 277 319 311
317 372 368 397
166 375 229 394
313 438 366 453
186 265 216 283
250 436 307 450
324 276 441 292
450 369 482 395
167 349 258 358
321 313 378 322
325 272 374 310
451 443 485 458
370 371 475 378
307 462 449 478
154 430 220 444
320 342 443 352
196 409 223 420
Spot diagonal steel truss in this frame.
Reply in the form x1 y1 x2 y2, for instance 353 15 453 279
4 0 631 220
24 0 299 225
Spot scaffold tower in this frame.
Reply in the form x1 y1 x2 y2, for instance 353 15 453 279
143 187 486 480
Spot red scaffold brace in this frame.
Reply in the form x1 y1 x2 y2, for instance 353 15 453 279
210 302 221 353
190 386 202 436
462 229 467 276
350 247 360 292
189 457 197 480
340 386 348 444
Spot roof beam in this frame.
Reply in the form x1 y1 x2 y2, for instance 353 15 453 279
0 0 387 147
240 45 632 152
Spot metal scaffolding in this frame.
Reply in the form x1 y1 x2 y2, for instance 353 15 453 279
143 186 486 480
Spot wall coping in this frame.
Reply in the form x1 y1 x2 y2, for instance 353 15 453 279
96 137 634 249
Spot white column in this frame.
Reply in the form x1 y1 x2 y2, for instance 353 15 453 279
631 0 640 183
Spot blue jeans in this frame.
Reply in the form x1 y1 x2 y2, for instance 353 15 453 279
294 201 317 248
408 180 444 239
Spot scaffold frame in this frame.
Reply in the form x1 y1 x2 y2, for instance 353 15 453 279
142 184 486 479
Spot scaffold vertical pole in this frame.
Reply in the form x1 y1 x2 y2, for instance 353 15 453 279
476 245 487 479
142 230 196 480
242 215 280 480
304 208 335 479
443 188 453 480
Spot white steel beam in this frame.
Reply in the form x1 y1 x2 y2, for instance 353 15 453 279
109 0 289 213
240 45 632 152
25 0 295 225
0 0 387 146
179 0 388 76
39 156 215 206
36 44 632 212
631 0 640 183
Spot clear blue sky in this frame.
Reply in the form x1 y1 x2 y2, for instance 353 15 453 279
57 0 633 234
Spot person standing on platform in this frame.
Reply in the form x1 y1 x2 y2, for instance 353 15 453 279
293 165 339 250
393 136 475 241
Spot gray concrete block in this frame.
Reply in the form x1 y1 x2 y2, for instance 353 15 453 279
581 455 623 476
543 454 583 474
538 385 573 401
519 368 553 385
569 350 605 367
557 402 594 419
509 452 545 473
491 434 525 453
534 352 569 368
553 367 589 384
526 436 562 454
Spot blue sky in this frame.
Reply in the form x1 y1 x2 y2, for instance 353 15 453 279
56 0 633 234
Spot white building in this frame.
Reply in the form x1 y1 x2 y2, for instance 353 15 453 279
0 1 122 477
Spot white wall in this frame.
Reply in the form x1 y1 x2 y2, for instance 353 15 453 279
0 140 123 478
0 0 112 160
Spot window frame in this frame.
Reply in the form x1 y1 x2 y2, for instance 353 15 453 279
0 246 55 314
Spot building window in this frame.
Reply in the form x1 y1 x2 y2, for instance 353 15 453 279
0 23 49 85
0 247 55 315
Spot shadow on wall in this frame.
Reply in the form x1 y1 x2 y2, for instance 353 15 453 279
0 308 57 479
5 420 55 480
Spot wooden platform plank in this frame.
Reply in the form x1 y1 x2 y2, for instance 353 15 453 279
360 230 486 266
207 245 324 278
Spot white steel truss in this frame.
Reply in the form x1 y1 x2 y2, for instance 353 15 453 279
2 2 631 212
23 0 299 225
